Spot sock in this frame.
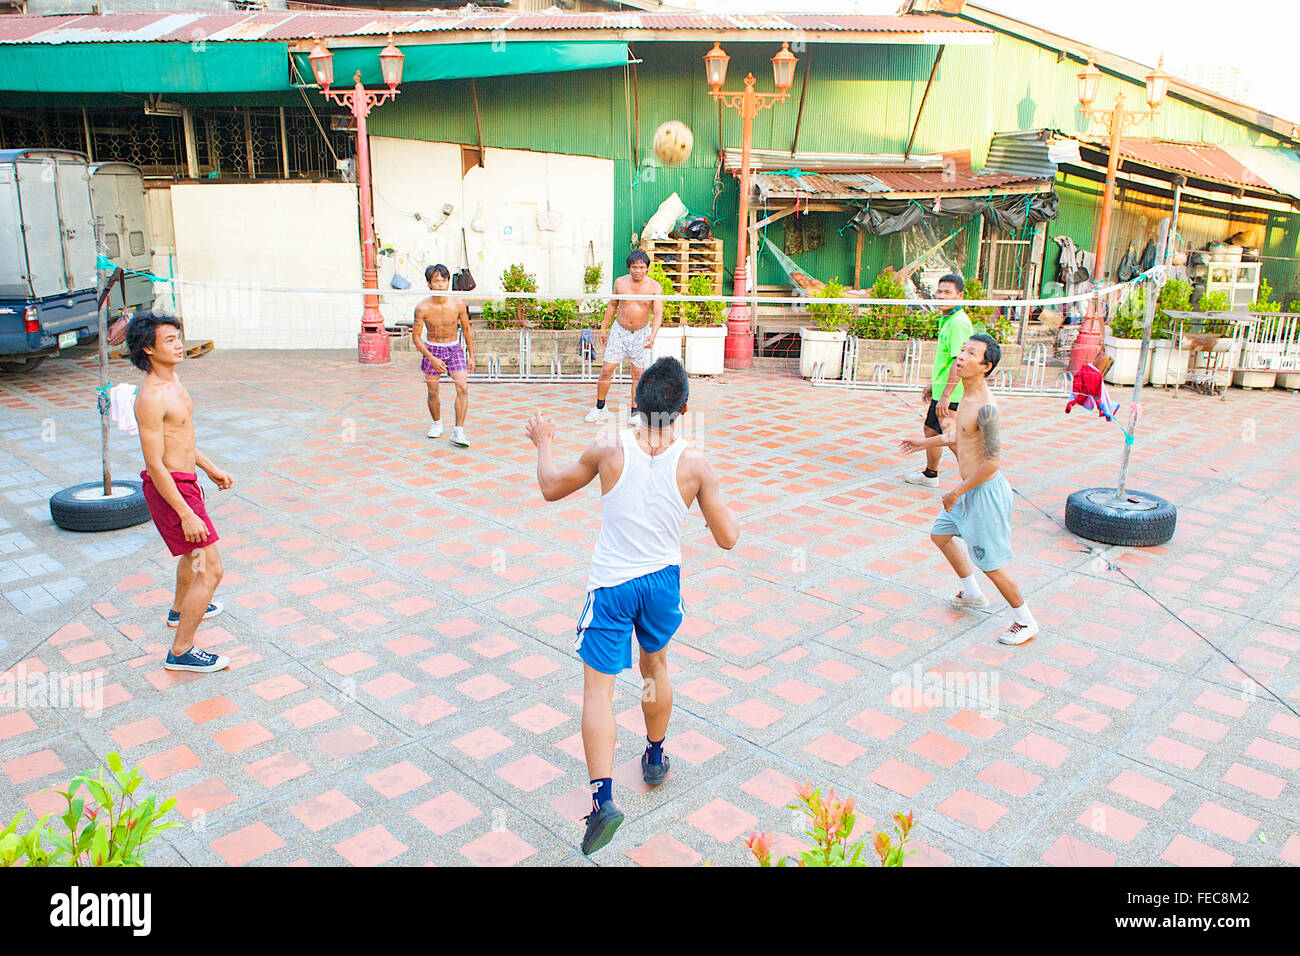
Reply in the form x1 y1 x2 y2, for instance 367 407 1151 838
922 468 938 478
1011 604 1036 626
959 574 984 599
645 736 664 766
595 399 606 410
590 777 613 812
432 419 441 426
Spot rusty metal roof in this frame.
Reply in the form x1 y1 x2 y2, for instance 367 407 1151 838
1071 135 1289 193
0 11 992 44
753 153 1050 201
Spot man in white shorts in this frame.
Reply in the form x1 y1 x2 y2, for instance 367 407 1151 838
584 250 663 424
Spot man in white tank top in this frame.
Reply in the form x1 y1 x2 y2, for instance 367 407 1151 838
527 357 739 856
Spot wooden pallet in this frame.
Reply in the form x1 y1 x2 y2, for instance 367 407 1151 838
109 339 214 361
640 238 724 296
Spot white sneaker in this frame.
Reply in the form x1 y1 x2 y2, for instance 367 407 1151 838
583 406 604 423
903 470 939 488
427 422 443 439
950 591 990 609
998 621 1040 646
450 426 470 447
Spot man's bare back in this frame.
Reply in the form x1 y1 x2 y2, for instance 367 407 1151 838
135 375 197 474
611 274 660 331
413 296 463 343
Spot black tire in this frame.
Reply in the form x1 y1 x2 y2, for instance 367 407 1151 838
0 356 46 373
1065 487 1177 547
49 481 152 532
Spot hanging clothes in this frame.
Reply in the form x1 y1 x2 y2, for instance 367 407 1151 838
108 383 139 436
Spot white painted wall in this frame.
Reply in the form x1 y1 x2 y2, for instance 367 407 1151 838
370 137 615 309
169 183 362 349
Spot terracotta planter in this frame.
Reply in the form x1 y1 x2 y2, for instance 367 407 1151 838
683 325 725 375
800 328 847 378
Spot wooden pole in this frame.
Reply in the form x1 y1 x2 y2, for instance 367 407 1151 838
905 45 944 161
470 79 485 168
854 227 864 289
789 56 810 157
279 106 290 179
243 107 256 179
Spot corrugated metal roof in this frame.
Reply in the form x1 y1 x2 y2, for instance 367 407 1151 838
985 129 1078 180
1072 135 1294 194
1222 144 1300 201
0 11 992 44
724 147 945 173
753 160 1048 200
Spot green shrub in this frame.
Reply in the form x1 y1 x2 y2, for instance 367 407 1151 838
648 262 683 324
849 269 910 339
1251 278 1280 314
685 273 726 327
1108 286 1146 339
0 752 177 867
1153 278 1192 340
501 262 540 327
536 298 580 330
806 277 854 332
581 263 606 330
1197 290 1233 335
962 277 992 324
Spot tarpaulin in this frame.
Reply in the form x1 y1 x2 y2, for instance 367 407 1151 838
0 42 290 93
851 190 1059 235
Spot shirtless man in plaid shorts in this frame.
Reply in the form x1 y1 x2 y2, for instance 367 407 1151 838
583 250 663 424
413 264 476 448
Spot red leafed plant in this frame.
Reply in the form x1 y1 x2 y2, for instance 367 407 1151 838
745 781 917 867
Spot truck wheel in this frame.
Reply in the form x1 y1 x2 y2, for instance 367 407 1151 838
1064 488 1177 547
0 357 46 373
49 481 152 532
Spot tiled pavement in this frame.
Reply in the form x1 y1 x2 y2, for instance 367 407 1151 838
1 347 1298 867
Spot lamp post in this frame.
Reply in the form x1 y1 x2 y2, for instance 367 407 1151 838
1068 56 1170 373
309 33 405 365
704 41 797 369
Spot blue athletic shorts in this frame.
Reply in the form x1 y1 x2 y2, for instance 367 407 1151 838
931 473 1014 572
574 565 683 675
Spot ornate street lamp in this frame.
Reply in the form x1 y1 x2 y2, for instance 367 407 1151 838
1068 56 1168 376
310 34 405 365
705 41 797 369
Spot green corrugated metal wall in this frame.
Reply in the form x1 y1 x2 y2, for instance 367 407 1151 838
369 39 1296 294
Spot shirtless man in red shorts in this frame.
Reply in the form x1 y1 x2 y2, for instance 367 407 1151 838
127 311 233 674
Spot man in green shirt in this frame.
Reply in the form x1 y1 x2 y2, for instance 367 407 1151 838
904 274 972 489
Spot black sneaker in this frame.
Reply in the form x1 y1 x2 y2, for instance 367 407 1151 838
641 750 670 787
581 801 624 856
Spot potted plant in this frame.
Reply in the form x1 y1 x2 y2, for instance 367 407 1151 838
1196 290 1238 389
682 272 726 375
801 276 852 378
1149 278 1191 387
647 261 684 363
1102 286 1150 386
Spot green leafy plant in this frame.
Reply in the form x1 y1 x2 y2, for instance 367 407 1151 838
648 262 683 324
1250 277 1281 315
1197 289 1233 335
807 277 854 331
581 263 606 330
684 272 726 327
1153 278 1192 340
849 269 912 339
745 781 917 868
536 298 580 330
0 752 178 867
501 262 540 327
962 276 992 324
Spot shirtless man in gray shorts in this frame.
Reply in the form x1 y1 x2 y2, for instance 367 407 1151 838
584 249 664 424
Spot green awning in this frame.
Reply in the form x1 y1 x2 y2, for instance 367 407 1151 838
0 42 290 93
0 39 628 95
290 41 630 87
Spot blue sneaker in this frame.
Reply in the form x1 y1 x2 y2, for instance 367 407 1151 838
167 602 223 629
163 646 230 673
581 801 624 856
642 750 670 787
